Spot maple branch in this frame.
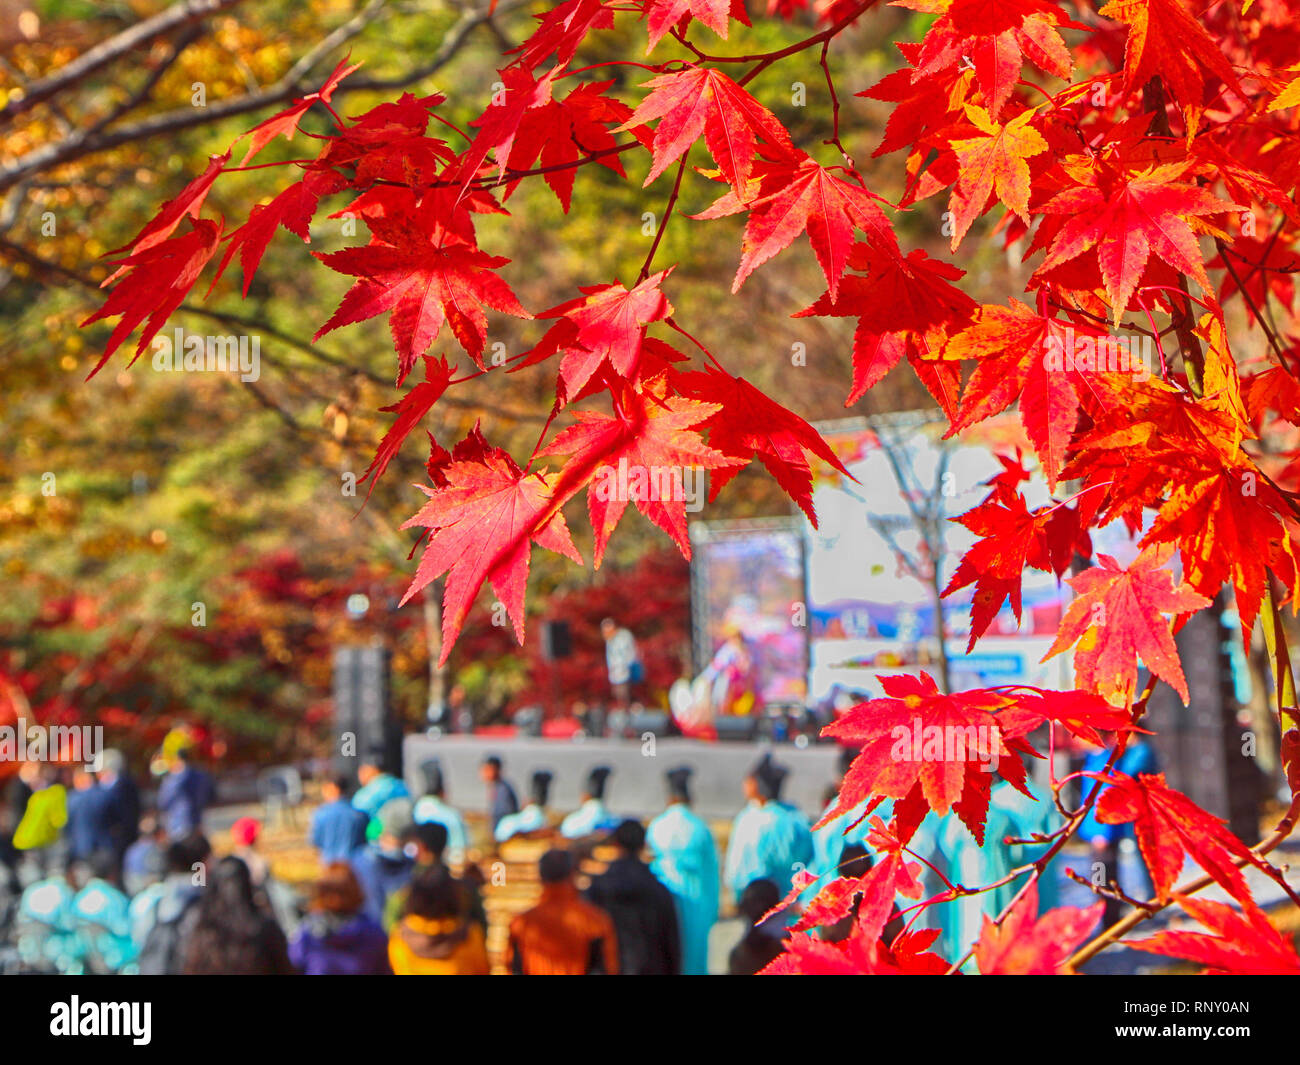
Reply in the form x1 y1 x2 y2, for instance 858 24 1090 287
0 0 525 194
1066 793 1300 968
1214 236 1291 366
0 0 248 127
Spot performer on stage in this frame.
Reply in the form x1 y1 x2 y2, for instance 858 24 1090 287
560 766 618 839
495 770 552 843
647 766 720 976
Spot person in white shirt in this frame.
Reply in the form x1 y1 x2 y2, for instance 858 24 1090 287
601 618 643 706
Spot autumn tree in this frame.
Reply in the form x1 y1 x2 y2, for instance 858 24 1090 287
31 0 1300 970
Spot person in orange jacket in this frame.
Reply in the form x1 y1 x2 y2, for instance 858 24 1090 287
507 849 619 976
388 865 489 975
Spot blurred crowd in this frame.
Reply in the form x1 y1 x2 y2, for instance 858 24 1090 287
0 735 1156 975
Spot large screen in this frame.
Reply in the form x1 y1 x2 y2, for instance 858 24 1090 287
688 519 808 711
804 415 1073 705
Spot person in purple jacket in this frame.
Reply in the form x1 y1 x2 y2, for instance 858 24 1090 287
290 862 391 975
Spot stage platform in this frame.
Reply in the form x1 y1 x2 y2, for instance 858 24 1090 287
402 734 841 820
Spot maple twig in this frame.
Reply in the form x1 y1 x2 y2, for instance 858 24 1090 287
1066 793 1300 968
664 316 728 373
639 154 688 282
818 40 852 170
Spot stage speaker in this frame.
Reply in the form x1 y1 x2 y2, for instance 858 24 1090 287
332 645 401 777
629 709 671 737
714 715 758 742
541 620 572 661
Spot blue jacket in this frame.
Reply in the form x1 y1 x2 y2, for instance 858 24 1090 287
1079 742 1159 845
157 766 214 839
310 799 369 864
65 785 113 860
351 846 415 927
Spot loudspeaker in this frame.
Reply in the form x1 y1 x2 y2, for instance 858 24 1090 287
541 620 572 661
332 645 401 777
713 715 758 742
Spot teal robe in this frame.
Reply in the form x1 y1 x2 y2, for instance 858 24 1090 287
412 795 470 865
803 798 889 904
723 800 814 902
494 802 546 843
930 805 1018 970
559 799 617 839
72 878 137 973
352 774 410 840
647 803 721 976
991 779 1062 914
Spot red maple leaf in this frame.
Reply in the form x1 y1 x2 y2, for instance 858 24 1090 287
672 365 853 525
211 166 347 297
695 152 897 298
1142 464 1298 639
791 816 923 934
619 66 793 189
512 0 616 69
942 300 1119 489
1127 895 1300 975
500 80 640 212
519 270 675 399
82 217 224 374
1098 0 1242 112
1086 771 1262 902
943 484 1090 647
539 383 744 565
998 686 1136 748
946 105 1048 249
399 426 582 661
821 672 1032 844
1043 542 1211 704
313 196 530 382
104 152 229 269
359 355 455 499
795 242 976 410
238 55 361 165
973 882 1103 974
641 0 749 53
1034 161 1237 321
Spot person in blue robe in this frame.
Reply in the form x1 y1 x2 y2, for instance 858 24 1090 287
495 770 552 843
71 858 137 973
561 766 619 839
647 766 720 975
411 759 469 865
723 755 813 909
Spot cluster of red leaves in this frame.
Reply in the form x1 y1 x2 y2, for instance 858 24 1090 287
85 0 1300 973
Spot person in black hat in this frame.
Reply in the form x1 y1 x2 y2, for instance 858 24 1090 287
412 758 469 866
645 765 720 974
560 765 618 839
585 819 681 975
478 754 519 835
723 752 813 908
494 770 552 843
